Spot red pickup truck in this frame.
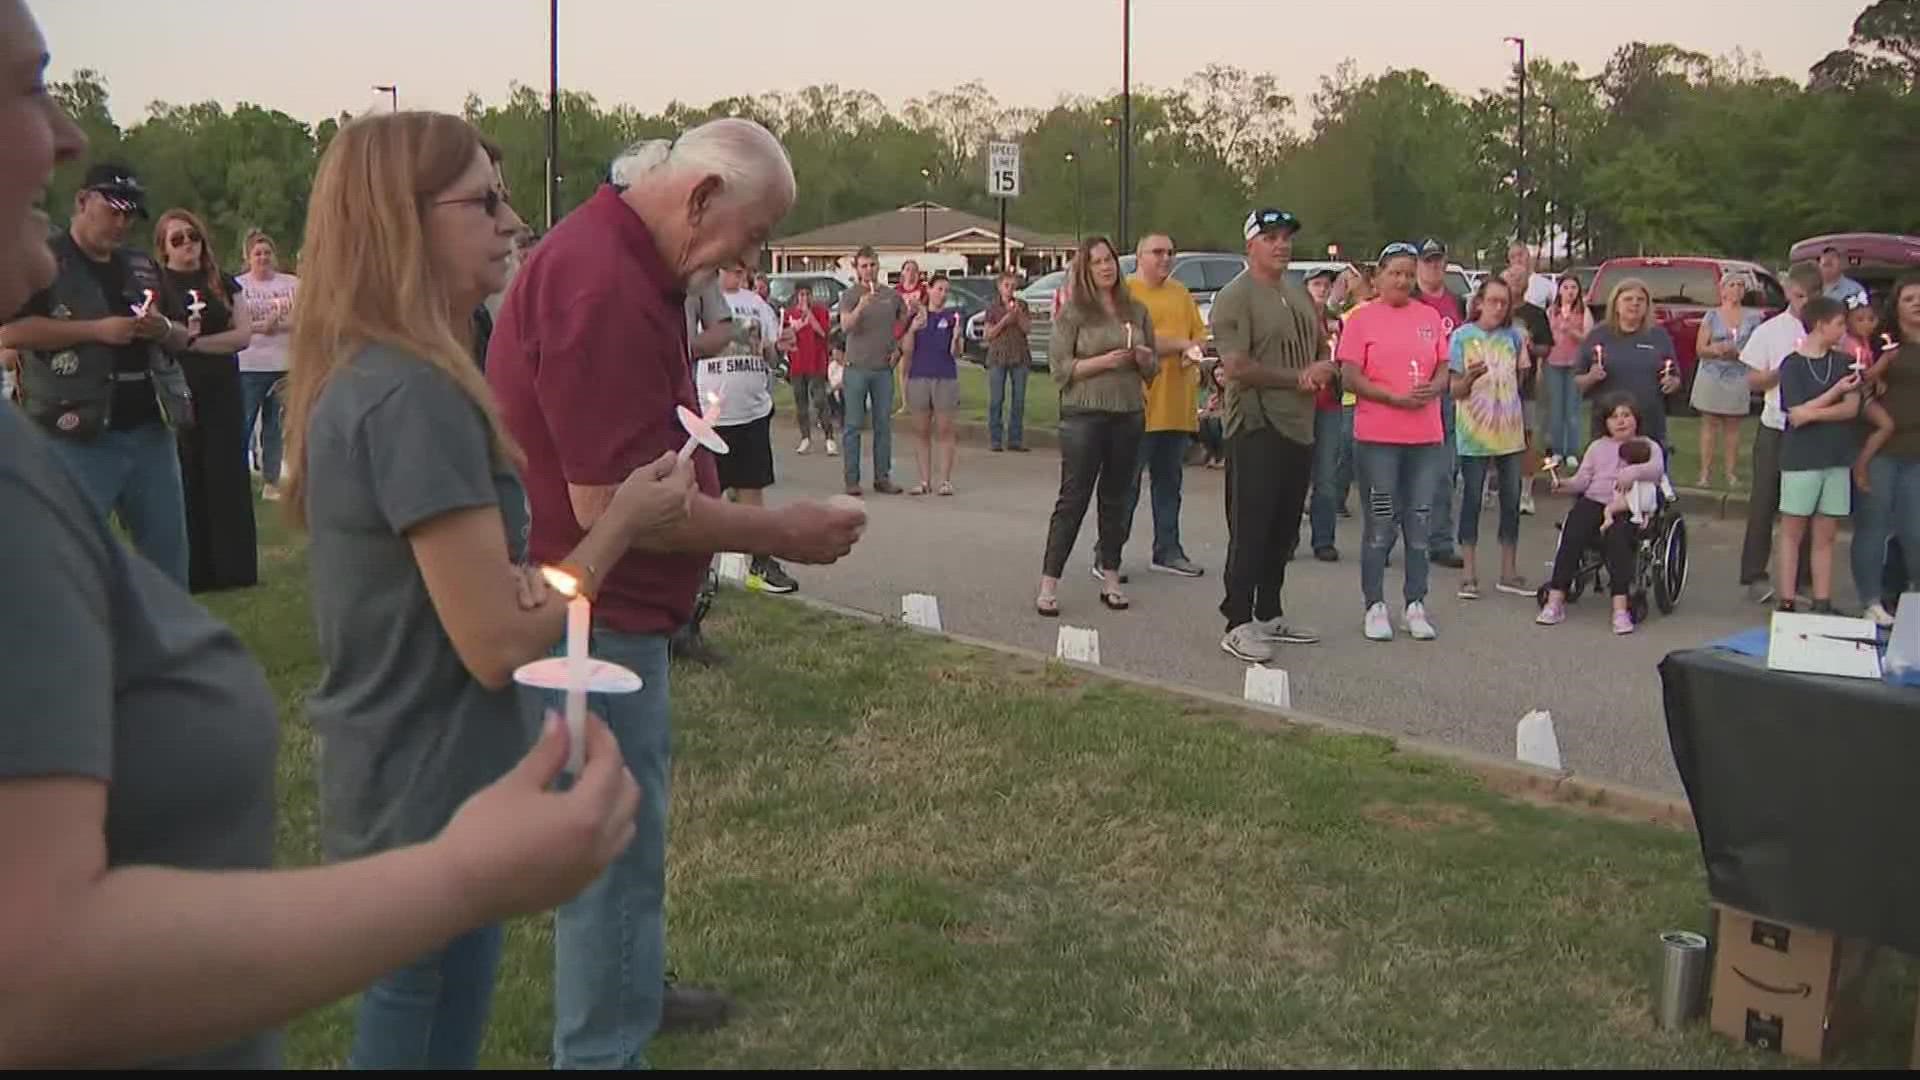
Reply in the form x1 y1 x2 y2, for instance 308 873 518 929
1586 257 1787 414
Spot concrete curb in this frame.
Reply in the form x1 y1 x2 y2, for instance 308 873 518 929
748 586 1695 832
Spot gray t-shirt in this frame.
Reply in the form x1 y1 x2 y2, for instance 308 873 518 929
684 274 731 357
1575 323 1676 447
838 283 905 371
0 405 281 1069
303 345 531 862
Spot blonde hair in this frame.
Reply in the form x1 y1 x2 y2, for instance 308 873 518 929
282 111 521 529
1604 277 1653 334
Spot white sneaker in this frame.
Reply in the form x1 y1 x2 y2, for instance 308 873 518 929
1520 487 1536 516
825 438 839 457
261 483 282 502
1866 602 1896 629
1364 602 1394 642
1221 624 1275 663
797 438 812 455
1405 601 1437 641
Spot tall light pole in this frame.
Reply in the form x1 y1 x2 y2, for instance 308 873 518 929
1504 36 1527 248
1064 151 1083 244
546 0 559 232
1119 0 1131 250
919 167 931 251
372 84 397 112
1544 102 1559 269
1101 115 1119 242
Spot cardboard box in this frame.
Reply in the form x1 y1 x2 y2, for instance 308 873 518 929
1708 903 1873 1063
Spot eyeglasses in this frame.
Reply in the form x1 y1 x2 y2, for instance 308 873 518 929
1378 242 1420 260
434 189 503 217
167 230 202 249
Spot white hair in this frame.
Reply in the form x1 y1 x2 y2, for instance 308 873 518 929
608 118 796 207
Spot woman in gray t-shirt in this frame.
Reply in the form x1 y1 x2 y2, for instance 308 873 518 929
0 12 644 1066
278 112 690 1069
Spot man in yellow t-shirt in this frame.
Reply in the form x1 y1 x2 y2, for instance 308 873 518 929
1121 233 1211 578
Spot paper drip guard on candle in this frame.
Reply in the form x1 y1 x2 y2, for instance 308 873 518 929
510 565 643 776
676 404 731 464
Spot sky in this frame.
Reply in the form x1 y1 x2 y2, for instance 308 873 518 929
37 0 1859 129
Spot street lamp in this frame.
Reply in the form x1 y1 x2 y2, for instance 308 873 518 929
1119 0 1131 250
1544 102 1559 268
547 0 559 231
1064 151 1083 245
372 84 397 112
919 167 931 252
1101 116 1121 243
1504 35 1527 247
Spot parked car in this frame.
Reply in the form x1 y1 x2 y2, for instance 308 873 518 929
1585 256 1787 414
1022 254 1248 369
1788 232 1920 307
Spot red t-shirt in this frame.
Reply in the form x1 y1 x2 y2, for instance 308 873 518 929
784 302 830 377
1414 287 1466 338
486 185 721 635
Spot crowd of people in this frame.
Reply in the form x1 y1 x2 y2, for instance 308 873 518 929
2 0 1918 1066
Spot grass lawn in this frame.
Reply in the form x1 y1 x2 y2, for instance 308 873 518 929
205 507 1916 1068
954 362 1062 435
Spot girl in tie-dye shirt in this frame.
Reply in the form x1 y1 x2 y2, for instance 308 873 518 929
1446 275 1532 599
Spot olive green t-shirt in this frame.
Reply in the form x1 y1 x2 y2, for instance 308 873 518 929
1208 271 1322 443
1049 297 1158 413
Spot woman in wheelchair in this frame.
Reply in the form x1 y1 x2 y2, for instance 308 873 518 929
1536 393 1668 633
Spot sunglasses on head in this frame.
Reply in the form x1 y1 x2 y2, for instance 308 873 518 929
1379 242 1420 260
434 188 504 218
1253 210 1294 229
167 230 202 248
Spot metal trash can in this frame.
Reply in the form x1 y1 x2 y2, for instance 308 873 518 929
1657 930 1710 1031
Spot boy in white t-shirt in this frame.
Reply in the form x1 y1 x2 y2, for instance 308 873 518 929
694 258 796 594
1737 265 1819 602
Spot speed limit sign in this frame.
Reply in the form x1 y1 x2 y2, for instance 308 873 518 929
986 142 1021 198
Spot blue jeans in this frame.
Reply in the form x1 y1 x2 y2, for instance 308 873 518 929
1426 398 1458 556
1456 452 1523 549
1356 441 1448 609
840 367 895 487
48 420 190 588
1852 454 1920 610
531 630 673 1069
239 370 285 484
1309 406 1354 551
1543 365 1582 459
987 364 1028 449
347 924 503 1069
1121 429 1192 565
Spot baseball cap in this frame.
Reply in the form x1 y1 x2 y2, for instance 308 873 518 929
1303 265 1340 283
1242 208 1301 241
82 163 149 218
1417 237 1447 260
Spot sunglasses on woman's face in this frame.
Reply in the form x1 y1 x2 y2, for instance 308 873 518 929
167 230 202 249
435 188 504 218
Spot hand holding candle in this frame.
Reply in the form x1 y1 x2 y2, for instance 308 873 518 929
186 289 206 316
511 566 644 777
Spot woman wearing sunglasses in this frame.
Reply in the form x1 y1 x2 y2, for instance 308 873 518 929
0 3 647 1069
1336 242 1451 643
152 209 258 592
281 112 696 1068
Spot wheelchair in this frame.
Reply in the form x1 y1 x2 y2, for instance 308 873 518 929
1535 475 1690 624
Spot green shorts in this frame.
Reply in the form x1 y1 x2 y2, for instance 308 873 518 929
1778 466 1851 517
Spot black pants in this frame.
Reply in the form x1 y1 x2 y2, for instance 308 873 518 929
1550 497 1635 596
1220 427 1313 629
1042 409 1143 578
1740 423 1811 586
177 354 258 592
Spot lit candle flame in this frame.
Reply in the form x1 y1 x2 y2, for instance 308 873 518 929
540 565 582 598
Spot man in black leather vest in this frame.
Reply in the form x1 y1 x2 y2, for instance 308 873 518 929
0 164 196 586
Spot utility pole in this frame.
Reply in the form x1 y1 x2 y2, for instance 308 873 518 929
1504 36 1527 248
546 0 560 231
1119 0 1131 249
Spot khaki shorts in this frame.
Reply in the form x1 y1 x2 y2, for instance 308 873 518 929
906 376 959 415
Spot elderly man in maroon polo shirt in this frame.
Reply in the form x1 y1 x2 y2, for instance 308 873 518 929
487 117 866 1069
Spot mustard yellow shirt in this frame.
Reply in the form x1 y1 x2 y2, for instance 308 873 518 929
1128 274 1208 433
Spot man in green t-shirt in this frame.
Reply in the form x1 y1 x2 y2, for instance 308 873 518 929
1210 208 1334 664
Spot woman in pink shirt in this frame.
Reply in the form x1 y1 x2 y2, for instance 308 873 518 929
1536 392 1668 633
1336 243 1450 643
1544 276 1591 463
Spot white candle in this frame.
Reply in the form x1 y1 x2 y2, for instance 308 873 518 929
1408 358 1421 384
541 566 591 775
132 288 155 317
677 390 724 464
187 289 205 316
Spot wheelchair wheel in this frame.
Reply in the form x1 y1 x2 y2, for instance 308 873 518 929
1653 516 1688 614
